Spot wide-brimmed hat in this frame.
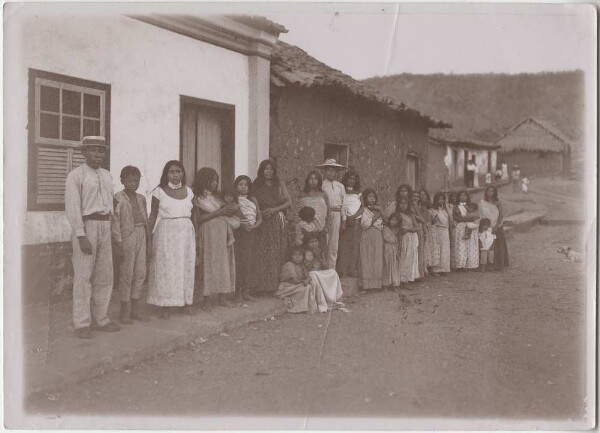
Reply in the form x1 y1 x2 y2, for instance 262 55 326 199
317 158 346 169
81 136 108 149
513 164 520 168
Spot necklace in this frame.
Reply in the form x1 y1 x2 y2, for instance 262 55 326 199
168 181 182 190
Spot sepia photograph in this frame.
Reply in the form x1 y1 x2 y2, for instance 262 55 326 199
3 1 597 430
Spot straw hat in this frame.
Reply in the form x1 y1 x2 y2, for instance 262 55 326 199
317 158 346 169
80 136 108 149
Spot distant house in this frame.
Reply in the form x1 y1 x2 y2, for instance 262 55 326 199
269 41 449 205
9 10 285 304
495 118 572 177
427 132 500 191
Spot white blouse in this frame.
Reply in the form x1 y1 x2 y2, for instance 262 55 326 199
152 187 194 219
342 193 362 220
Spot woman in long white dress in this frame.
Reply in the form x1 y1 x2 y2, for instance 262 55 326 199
147 161 195 320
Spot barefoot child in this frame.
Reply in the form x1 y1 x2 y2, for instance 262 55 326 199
233 175 262 303
112 166 150 324
478 218 496 272
382 213 402 290
397 197 420 283
359 188 384 290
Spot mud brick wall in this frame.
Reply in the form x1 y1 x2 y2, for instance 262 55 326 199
269 86 430 210
426 141 449 193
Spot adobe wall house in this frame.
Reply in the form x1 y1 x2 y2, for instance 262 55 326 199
495 117 573 177
269 41 450 208
5 7 285 303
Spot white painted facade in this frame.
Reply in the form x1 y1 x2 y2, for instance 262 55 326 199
444 145 498 186
6 8 282 245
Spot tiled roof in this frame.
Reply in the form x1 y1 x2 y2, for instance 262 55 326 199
429 129 500 150
270 41 451 129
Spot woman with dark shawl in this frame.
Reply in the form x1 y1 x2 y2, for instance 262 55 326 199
253 159 292 293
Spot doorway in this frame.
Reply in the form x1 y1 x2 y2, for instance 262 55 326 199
407 154 419 190
180 97 235 189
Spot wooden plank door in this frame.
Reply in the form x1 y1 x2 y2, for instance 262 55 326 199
180 99 235 189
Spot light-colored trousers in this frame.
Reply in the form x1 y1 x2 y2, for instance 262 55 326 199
327 211 342 268
71 220 113 329
117 225 146 301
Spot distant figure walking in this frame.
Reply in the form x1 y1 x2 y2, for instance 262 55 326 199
501 162 509 181
511 164 521 194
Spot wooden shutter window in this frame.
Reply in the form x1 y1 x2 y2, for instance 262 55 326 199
28 69 110 211
36 146 69 205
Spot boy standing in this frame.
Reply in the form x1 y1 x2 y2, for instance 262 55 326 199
65 136 119 339
319 158 346 268
112 166 150 324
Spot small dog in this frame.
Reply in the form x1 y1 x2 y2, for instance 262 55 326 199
557 246 583 263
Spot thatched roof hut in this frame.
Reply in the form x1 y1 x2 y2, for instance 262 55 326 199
496 117 573 154
495 117 572 176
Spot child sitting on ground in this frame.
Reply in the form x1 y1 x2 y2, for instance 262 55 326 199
463 202 480 240
274 246 315 313
478 218 496 272
304 233 329 271
295 206 324 246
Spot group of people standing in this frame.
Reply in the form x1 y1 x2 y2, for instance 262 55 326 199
65 136 509 339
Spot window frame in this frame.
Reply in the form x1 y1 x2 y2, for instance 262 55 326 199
323 142 350 167
28 69 111 211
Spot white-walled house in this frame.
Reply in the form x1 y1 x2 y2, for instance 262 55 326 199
427 135 500 191
5 6 285 303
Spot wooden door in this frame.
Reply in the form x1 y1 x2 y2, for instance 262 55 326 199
180 99 235 189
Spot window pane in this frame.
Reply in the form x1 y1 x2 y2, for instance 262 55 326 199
82 119 101 137
62 89 81 116
83 93 101 118
39 113 60 139
40 86 60 112
62 116 81 141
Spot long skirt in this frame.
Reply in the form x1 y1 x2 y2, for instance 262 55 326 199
360 227 384 290
383 243 401 287
255 212 288 292
274 282 316 313
336 217 361 277
309 269 344 312
426 226 441 268
400 232 420 282
416 225 427 277
453 222 479 269
197 217 235 296
493 226 509 270
449 224 456 269
431 226 451 273
235 228 258 291
147 218 195 306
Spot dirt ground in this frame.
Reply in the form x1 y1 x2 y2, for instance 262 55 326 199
26 221 588 423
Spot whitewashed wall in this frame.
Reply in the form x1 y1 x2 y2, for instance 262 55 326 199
7 13 253 244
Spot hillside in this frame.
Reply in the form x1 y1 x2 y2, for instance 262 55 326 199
364 71 584 147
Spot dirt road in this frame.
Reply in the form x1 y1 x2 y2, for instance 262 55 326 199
27 223 588 423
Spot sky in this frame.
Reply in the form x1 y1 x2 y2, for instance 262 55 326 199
260 3 596 80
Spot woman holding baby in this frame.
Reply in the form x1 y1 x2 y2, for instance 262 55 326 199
192 167 238 310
